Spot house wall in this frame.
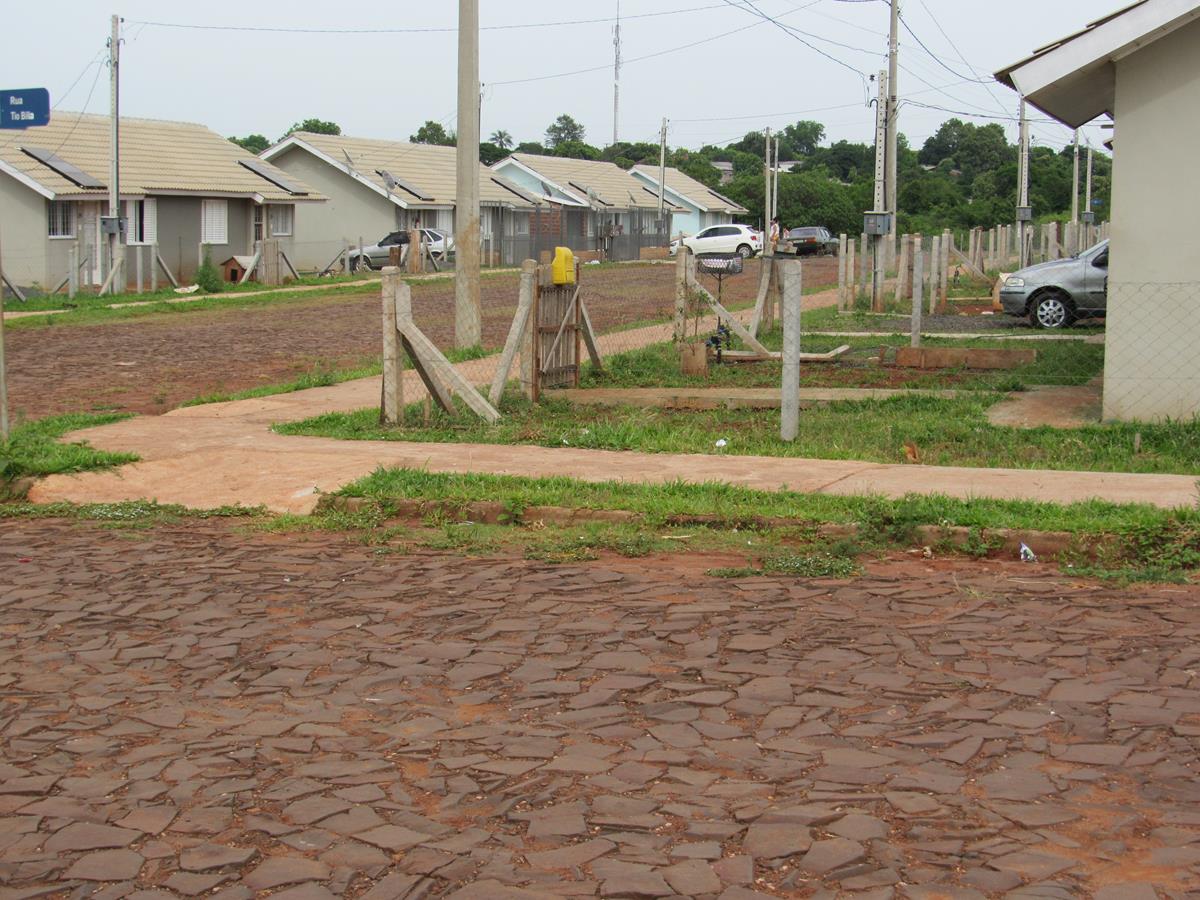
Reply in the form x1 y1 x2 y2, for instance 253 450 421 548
153 196 253 283
1104 16 1200 421
0 176 51 291
270 146 396 271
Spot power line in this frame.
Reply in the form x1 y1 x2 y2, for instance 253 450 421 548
896 14 991 84
718 0 871 85
127 3 767 35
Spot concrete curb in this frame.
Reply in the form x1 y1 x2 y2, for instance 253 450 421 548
320 495 1110 561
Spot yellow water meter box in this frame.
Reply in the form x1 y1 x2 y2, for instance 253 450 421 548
552 247 576 285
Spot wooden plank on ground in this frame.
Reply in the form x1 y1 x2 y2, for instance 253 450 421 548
895 346 1036 370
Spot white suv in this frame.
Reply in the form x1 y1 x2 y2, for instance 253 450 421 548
671 224 762 259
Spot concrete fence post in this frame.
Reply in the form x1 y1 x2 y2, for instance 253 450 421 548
844 239 856 311
68 243 78 299
674 247 688 343
911 237 924 348
381 266 401 425
928 235 940 316
836 233 848 311
779 258 802 443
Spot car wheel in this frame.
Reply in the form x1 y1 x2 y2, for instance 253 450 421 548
736 244 752 259
352 255 372 273
1030 290 1075 329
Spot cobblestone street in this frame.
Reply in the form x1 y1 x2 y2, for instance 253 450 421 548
2 519 1199 898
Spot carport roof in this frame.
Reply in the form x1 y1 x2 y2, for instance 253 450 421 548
994 0 1200 127
264 133 538 209
0 113 322 202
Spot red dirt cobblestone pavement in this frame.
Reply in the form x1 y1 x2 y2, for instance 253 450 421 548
3 519 1200 898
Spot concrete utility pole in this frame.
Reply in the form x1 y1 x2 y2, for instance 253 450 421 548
657 117 667 233
871 71 888 310
455 0 482 349
612 0 621 146
886 0 900 244
107 13 123 292
0 223 8 442
1085 145 1094 221
1017 98 1030 268
773 136 781 228
1071 130 1080 224
763 126 773 255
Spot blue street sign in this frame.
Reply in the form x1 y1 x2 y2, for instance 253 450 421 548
0 88 50 129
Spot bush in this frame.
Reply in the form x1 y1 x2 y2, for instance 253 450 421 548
195 251 223 293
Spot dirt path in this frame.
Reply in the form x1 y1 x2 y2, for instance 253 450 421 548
2 518 1197 897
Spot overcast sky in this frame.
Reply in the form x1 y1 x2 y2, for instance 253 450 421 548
6 0 1116 155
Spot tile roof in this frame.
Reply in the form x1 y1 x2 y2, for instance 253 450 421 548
508 154 680 211
631 165 747 214
275 133 537 208
0 112 321 201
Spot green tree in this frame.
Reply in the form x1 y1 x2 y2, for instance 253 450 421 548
781 120 825 157
552 140 602 161
229 134 269 154
479 142 508 166
515 141 546 156
489 129 513 149
284 118 340 139
545 114 585 148
410 120 456 146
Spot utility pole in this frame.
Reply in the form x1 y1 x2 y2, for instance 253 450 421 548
612 0 621 146
1070 130 1080 224
107 13 123 294
886 0 900 253
763 126 773 255
1084 144 1094 233
657 117 667 236
1017 97 1030 268
455 0 481 348
772 136 781 229
0 223 8 442
871 71 888 310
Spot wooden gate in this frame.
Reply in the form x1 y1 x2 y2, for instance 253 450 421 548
532 262 582 400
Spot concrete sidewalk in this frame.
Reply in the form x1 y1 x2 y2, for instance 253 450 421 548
26 291 1200 515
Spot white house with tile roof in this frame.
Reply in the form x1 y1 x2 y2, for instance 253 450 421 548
629 165 748 238
262 133 541 270
0 113 323 291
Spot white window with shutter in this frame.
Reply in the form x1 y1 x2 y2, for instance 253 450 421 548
123 198 158 245
201 199 228 244
268 204 293 237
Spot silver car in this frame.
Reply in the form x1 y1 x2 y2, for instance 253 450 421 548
350 229 454 271
999 240 1109 328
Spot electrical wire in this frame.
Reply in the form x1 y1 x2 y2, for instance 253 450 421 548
127 3 783 36
719 0 872 86
49 61 107 156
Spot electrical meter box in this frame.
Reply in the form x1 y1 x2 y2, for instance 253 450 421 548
551 246 576 285
1016 206 1033 222
863 212 892 236
1081 211 1095 225
99 216 126 235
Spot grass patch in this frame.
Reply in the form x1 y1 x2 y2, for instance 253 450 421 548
585 333 1103 392
327 467 1200 579
1 414 139 490
277 385 1196 475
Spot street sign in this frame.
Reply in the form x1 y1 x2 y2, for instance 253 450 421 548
1 88 50 130
0 89 48 442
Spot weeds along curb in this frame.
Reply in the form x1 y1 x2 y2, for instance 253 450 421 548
319 495 1114 561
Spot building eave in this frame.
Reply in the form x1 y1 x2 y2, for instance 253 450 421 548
995 0 1200 127
492 156 589 207
0 159 55 200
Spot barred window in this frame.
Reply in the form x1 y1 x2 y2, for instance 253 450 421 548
48 200 75 238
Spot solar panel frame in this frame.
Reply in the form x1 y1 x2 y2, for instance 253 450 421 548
20 146 106 189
